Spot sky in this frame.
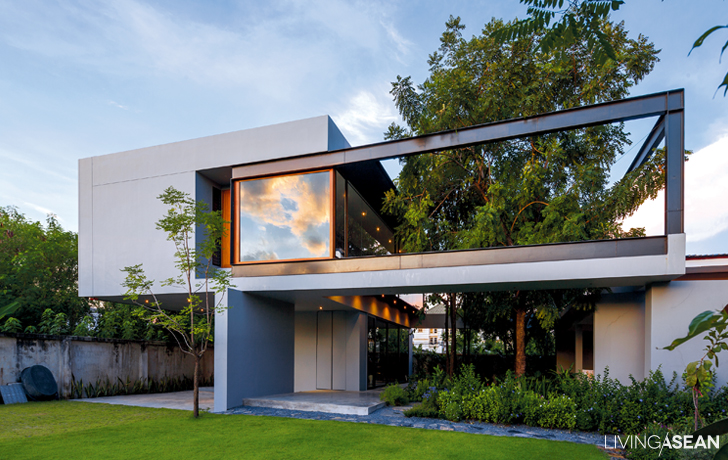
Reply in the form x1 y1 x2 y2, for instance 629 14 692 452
0 0 726 254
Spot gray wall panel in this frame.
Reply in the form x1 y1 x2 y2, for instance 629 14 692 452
345 312 367 391
217 290 294 410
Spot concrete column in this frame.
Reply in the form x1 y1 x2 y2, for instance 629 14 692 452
644 286 655 379
574 326 583 372
214 289 294 412
594 291 646 384
344 312 367 391
408 331 413 377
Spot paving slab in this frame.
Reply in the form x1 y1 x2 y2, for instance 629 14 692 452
78 387 213 411
243 390 385 416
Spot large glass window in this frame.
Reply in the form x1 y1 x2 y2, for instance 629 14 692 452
235 170 332 262
347 186 395 257
367 316 409 389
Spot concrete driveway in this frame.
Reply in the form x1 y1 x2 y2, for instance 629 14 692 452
78 387 213 411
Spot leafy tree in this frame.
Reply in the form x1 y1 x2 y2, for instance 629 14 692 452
0 207 90 329
492 0 624 66
122 186 231 418
94 302 166 341
385 16 660 375
496 0 728 96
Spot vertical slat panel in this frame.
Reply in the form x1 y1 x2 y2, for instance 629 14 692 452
316 312 332 390
332 311 347 390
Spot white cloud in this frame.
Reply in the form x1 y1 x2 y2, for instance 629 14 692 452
622 135 728 242
108 100 128 110
380 20 413 60
0 0 410 101
331 88 399 145
22 201 55 219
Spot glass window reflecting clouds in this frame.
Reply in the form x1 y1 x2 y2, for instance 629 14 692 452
237 171 331 262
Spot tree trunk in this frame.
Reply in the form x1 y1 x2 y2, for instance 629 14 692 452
693 387 700 431
450 294 457 376
444 300 450 376
193 353 200 418
515 304 527 377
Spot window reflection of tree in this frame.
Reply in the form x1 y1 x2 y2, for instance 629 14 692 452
347 217 389 257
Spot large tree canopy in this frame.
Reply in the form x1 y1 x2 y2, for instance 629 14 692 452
385 16 662 375
0 207 90 328
496 0 728 96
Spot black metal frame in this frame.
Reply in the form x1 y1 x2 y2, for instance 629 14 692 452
233 89 684 236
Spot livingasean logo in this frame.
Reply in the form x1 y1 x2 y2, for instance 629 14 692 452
605 434 719 456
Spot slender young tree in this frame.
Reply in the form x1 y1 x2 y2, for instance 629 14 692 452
385 16 663 376
122 186 231 418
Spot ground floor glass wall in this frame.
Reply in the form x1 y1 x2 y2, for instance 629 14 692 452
367 316 409 389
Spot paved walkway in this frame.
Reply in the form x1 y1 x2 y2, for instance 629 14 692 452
225 403 618 454
79 387 214 411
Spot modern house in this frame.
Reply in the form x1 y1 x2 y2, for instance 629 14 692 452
79 89 727 412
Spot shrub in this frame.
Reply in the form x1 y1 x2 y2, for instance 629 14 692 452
440 397 464 422
72 316 95 337
623 422 692 460
403 365 728 436
1 317 22 333
380 383 409 406
538 394 577 430
403 404 440 418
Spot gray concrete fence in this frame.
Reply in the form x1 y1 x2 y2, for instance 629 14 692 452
0 333 213 398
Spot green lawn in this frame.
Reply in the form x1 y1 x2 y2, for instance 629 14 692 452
0 401 606 459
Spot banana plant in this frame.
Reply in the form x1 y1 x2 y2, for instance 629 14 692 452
665 306 728 431
693 418 728 460
0 301 19 322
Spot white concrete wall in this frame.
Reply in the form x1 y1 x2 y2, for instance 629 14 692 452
594 291 646 384
646 280 728 389
79 116 340 299
88 171 193 297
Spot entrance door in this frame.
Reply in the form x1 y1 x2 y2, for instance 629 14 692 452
316 311 346 390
